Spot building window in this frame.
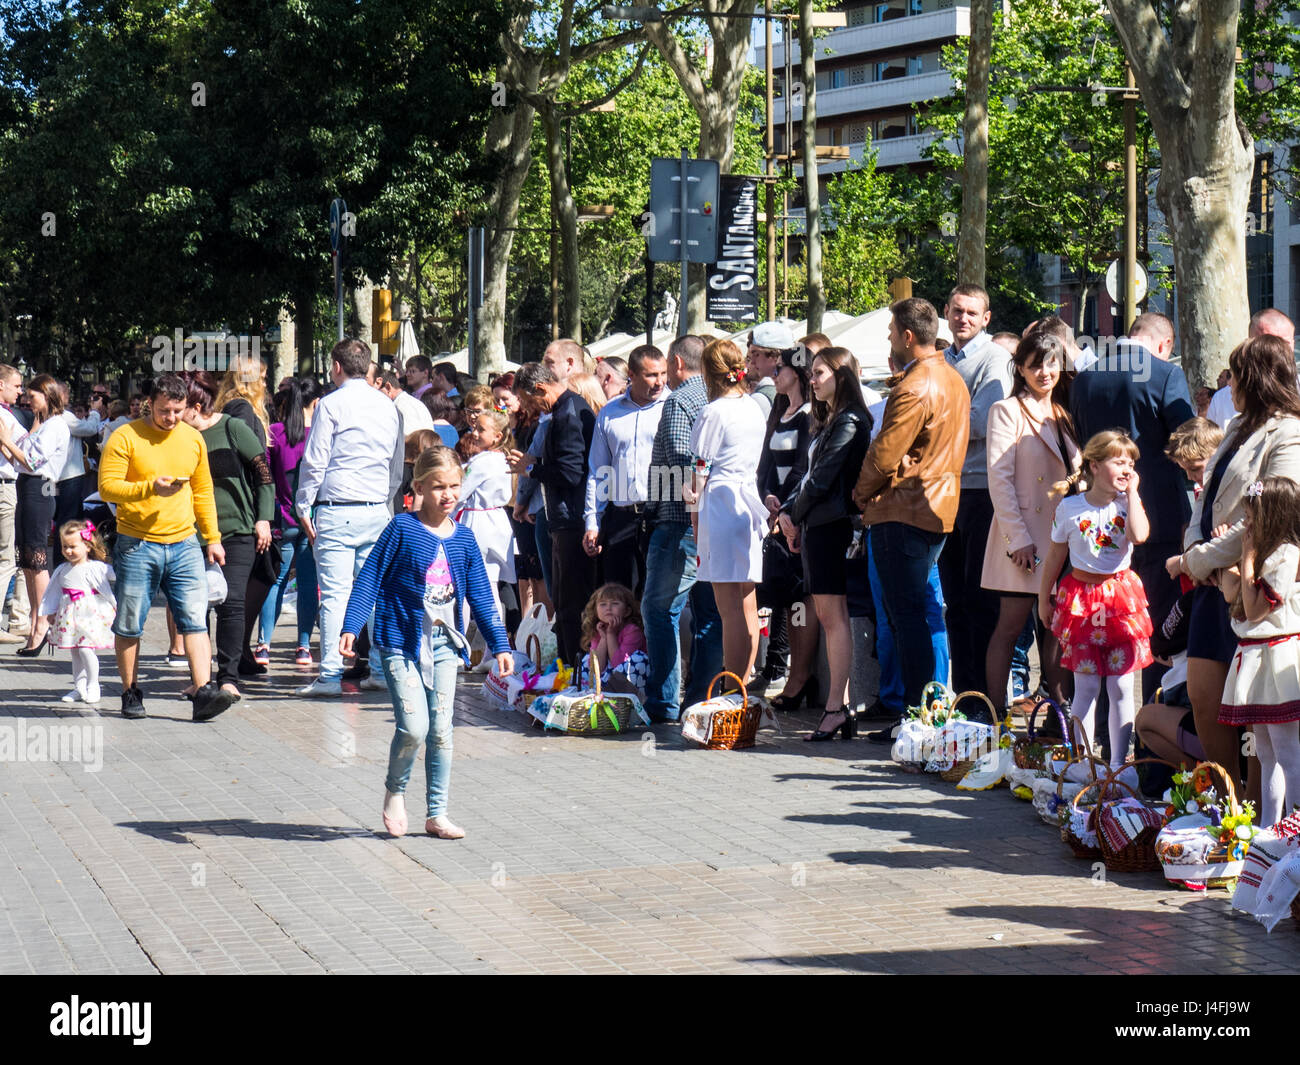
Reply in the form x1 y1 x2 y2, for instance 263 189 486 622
847 4 870 26
907 55 924 76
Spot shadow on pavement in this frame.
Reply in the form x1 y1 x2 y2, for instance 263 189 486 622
119 818 375 844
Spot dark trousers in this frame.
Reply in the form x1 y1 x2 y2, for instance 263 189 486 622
1134 540 1183 702
551 524 597 665
937 487 1001 693
597 505 649 599
54 473 86 528
212 533 255 688
870 522 947 709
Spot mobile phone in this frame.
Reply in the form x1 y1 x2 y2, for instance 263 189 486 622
172 476 190 483
1007 550 1042 569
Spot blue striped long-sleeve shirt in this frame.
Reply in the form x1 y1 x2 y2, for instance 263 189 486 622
341 513 511 665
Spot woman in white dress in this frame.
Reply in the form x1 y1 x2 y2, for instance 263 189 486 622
687 338 769 685
454 410 518 650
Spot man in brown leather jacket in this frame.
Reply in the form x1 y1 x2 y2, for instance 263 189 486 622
853 298 971 737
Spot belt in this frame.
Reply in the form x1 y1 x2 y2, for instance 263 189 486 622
316 499 385 507
611 502 647 514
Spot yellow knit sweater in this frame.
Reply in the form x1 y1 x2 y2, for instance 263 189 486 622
98 418 220 544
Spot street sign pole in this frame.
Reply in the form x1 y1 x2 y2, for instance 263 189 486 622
678 149 690 337
330 197 347 342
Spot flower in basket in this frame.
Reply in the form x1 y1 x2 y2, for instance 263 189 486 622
552 660 574 691
1205 802 1259 861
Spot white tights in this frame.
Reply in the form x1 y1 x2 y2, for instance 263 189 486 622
1071 670 1137 769
1253 721 1300 828
70 648 101 702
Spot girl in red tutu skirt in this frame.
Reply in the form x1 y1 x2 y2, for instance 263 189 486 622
1038 430 1153 768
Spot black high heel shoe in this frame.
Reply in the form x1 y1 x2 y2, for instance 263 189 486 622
15 631 51 657
770 676 820 714
805 706 857 742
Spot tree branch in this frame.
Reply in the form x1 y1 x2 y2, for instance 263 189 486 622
1105 0 1189 126
559 44 653 116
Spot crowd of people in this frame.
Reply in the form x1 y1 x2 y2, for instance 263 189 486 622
4 288 1300 842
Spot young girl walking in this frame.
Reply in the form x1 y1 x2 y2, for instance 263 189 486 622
1039 430 1153 768
340 446 513 841
39 520 117 704
1217 477 1300 828
578 583 650 697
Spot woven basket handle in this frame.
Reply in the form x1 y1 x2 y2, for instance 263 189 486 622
952 690 1001 736
1066 714 1097 777
707 670 748 705
525 632 541 667
1191 761 1241 811
1056 752 1108 801
1072 763 1138 812
1087 756 1176 811
1025 697 1071 751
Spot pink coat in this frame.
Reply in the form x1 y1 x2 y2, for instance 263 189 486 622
981 396 1081 594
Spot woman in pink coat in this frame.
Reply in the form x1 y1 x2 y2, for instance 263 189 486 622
982 331 1081 711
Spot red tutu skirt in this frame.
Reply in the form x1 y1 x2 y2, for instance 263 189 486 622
1050 569 1154 677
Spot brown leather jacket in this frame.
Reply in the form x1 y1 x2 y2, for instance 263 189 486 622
852 350 970 533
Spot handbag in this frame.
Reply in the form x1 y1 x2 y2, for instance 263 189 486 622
758 530 804 609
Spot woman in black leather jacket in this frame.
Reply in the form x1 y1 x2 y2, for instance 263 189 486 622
778 346 872 741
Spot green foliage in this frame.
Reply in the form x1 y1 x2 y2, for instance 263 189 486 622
1238 0 1300 197
0 0 506 374
820 150 904 315
916 0 1145 319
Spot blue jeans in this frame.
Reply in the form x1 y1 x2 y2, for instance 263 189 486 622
641 521 724 722
534 506 554 601
379 631 460 819
313 503 391 682
867 537 949 714
258 526 319 648
1010 614 1035 698
868 522 947 710
112 533 208 638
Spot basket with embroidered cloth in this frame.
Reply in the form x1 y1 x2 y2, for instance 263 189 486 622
482 635 558 711
524 653 649 735
680 671 775 750
1093 759 1176 873
1230 811 1300 930
1156 762 1257 891
1013 697 1075 772
890 682 1003 779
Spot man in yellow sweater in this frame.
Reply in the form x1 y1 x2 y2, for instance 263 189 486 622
98 374 235 722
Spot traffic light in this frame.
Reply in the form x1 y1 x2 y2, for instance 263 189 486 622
372 288 399 357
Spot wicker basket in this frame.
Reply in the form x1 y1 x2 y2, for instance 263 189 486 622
517 634 553 712
1059 754 1108 859
1157 761 1253 889
681 671 764 750
1013 697 1074 771
937 690 1003 783
1096 758 1176 873
528 654 644 734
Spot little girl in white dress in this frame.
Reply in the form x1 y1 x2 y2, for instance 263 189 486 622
38 520 116 704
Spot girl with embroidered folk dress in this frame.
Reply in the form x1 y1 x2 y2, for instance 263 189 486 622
1217 477 1300 828
1039 430 1153 768
39 520 117 704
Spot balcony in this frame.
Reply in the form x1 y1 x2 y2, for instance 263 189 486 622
792 132 939 176
774 69 954 123
756 7 970 68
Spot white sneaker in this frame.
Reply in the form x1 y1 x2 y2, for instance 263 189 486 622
61 689 80 703
83 682 101 704
297 678 342 697
359 674 387 691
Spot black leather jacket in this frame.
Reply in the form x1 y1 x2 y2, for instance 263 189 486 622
785 407 872 529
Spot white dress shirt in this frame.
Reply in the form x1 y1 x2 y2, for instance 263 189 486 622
0 405 23 481
582 389 669 532
393 389 434 438
59 409 103 481
295 377 403 516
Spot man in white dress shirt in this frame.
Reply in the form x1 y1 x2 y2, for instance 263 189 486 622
1206 308 1295 429
379 370 435 439
295 338 404 697
582 345 668 596
0 365 24 641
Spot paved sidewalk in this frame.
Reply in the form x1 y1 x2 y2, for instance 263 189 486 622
0 609 1296 975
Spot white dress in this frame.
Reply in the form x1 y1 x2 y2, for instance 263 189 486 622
1220 542 1300 725
454 450 516 585
690 395 768 583
39 560 116 650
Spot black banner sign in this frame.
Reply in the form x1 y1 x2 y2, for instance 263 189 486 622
705 175 759 323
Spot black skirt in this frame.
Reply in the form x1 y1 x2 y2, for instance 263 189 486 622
801 518 854 596
16 473 55 570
